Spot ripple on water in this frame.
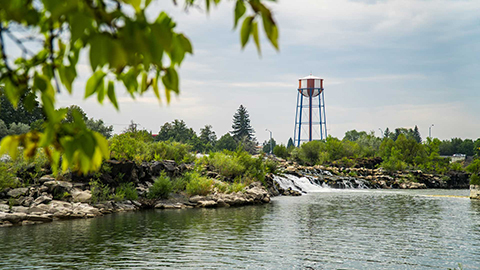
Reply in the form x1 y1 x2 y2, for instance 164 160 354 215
0 190 479 269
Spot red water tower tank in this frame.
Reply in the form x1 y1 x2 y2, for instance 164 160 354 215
294 74 327 146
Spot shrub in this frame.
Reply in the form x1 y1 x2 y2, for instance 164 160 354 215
298 140 326 165
171 177 188 192
264 159 278 174
381 147 407 172
203 151 245 179
148 173 172 199
185 171 214 196
273 145 289 159
450 162 464 172
90 179 112 203
149 141 194 163
470 174 480 185
109 133 150 162
467 159 480 185
0 163 19 192
115 182 138 201
226 182 245 193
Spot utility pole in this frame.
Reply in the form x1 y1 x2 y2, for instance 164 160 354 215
429 124 434 138
265 129 273 155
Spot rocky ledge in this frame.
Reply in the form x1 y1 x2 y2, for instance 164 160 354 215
0 181 270 227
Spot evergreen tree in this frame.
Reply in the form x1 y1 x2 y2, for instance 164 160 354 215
231 105 255 141
199 125 217 152
384 128 391 140
262 138 276 154
287 137 295 148
413 125 422 143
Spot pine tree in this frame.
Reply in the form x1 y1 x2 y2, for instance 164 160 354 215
413 125 422 143
231 105 255 141
287 138 295 148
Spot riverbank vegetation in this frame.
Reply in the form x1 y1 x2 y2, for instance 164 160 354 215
1 99 480 195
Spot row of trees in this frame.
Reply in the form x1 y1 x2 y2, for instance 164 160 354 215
0 93 113 139
153 105 258 154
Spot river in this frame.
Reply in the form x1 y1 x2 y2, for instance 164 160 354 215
1 189 479 269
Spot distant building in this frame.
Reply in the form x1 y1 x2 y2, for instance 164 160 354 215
451 154 466 163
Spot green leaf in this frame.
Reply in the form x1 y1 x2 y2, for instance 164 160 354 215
152 75 161 101
89 35 109 71
124 0 141 11
162 67 179 94
70 12 92 43
261 10 279 50
177 34 193 54
58 65 76 93
93 132 109 158
252 21 261 55
85 70 106 99
240 16 254 48
234 0 246 28
107 81 119 110
80 132 95 159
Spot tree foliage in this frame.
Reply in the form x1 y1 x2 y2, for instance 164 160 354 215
0 0 279 174
215 133 238 152
231 104 255 141
0 89 44 128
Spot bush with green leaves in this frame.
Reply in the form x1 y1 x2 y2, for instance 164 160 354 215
381 147 407 172
297 140 327 165
109 132 151 162
115 182 138 201
466 159 480 185
90 179 112 203
148 173 173 199
450 162 464 172
273 144 289 159
264 158 278 174
185 171 214 196
198 148 265 184
149 141 194 163
0 163 19 192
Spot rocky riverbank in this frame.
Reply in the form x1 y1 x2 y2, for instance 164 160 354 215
0 160 271 227
0 158 472 227
262 159 470 196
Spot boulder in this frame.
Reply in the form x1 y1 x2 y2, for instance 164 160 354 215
189 195 205 203
470 185 480 200
197 200 217 208
71 188 92 203
44 180 73 195
3 213 27 224
27 214 53 223
38 175 56 184
154 203 185 209
32 194 53 205
7 188 29 198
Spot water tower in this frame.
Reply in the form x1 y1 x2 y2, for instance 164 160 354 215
293 74 327 147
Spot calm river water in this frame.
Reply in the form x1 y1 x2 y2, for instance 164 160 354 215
1 189 479 269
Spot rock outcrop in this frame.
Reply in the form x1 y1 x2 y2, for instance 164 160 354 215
471 185 480 200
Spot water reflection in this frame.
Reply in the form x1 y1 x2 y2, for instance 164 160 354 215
1 190 479 269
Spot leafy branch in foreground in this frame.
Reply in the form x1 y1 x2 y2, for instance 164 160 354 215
0 0 279 174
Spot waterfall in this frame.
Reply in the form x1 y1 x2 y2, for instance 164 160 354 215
273 174 333 193
272 169 371 194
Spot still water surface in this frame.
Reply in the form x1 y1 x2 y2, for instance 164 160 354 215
1 189 479 269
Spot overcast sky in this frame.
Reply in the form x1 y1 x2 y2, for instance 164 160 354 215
55 0 480 144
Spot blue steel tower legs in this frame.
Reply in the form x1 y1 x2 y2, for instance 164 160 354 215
293 75 327 147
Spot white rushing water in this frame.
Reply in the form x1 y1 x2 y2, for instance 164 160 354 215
273 174 334 193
